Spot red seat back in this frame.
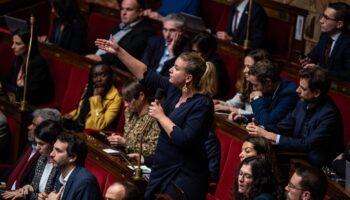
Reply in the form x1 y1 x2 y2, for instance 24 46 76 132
60 67 89 114
45 56 72 106
86 13 119 53
0 42 15 76
217 51 239 99
214 139 242 200
329 91 350 146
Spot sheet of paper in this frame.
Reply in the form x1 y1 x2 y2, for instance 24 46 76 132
103 148 120 154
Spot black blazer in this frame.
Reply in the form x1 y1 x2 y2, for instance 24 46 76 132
227 2 268 49
49 13 87 54
101 18 155 70
6 55 53 106
141 35 191 76
308 31 350 81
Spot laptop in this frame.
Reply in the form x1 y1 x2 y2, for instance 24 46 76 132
180 12 207 32
4 15 28 33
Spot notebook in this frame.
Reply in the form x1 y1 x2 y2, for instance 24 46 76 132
4 15 28 33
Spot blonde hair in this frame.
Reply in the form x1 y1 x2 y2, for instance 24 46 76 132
179 52 217 97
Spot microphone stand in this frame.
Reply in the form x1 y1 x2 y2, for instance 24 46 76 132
133 116 152 181
20 14 35 111
243 0 252 49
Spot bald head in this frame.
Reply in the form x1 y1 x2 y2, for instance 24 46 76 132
105 183 125 200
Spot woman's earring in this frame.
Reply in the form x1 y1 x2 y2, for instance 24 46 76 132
182 84 188 93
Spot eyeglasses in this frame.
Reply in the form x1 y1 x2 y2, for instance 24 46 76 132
287 182 304 191
320 13 337 21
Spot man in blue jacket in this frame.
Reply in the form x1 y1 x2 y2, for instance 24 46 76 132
240 59 298 126
42 133 101 200
246 67 344 167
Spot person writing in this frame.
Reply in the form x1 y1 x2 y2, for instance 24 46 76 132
96 38 216 200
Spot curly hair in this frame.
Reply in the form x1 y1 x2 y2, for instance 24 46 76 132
233 156 284 200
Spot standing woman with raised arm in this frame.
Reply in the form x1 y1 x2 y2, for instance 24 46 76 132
96 38 217 200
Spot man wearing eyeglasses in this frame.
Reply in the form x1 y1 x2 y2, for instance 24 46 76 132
300 2 350 82
285 166 327 200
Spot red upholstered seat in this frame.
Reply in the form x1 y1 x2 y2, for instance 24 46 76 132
217 51 239 99
86 13 119 53
329 91 350 146
0 42 15 76
45 56 72 109
60 66 89 114
280 72 299 84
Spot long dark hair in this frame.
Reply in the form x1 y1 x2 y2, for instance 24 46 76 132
75 63 113 129
12 29 39 59
234 156 284 200
236 49 270 102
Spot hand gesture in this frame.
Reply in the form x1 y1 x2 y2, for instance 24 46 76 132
127 153 145 164
107 134 126 147
46 186 64 200
85 54 102 62
38 192 48 200
95 37 120 55
168 32 182 57
149 101 165 121
216 31 232 41
1 190 24 199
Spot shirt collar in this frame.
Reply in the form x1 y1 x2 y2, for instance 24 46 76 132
237 0 249 13
330 32 341 42
59 167 76 186
120 18 142 29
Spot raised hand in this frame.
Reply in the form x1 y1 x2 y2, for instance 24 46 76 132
95 37 120 55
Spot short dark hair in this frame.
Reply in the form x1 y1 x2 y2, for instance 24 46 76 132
191 32 218 57
298 67 330 96
295 166 328 200
122 78 151 102
121 181 142 200
34 120 62 144
246 49 270 62
328 2 350 29
248 59 281 84
56 133 87 166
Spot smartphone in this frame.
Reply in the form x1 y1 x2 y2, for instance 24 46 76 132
99 131 109 138
295 50 306 59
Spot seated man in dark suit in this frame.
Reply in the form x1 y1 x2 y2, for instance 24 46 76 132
238 59 298 126
141 13 191 76
86 0 155 70
216 0 268 49
42 133 101 200
0 108 61 190
246 67 344 167
301 2 350 82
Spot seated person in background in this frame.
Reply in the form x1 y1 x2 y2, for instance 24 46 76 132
241 59 298 126
0 111 9 162
4 29 53 106
105 181 142 200
0 108 61 191
2 121 61 200
239 136 279 179
142 0 199 21
38 0 87 54
191 32 228 99
216 0 268 49
285 165 327 200
332 141 350 178
107 79 159 156
300 2 350 82
86 0 155 70
214 49 269 118
63 63 122 132
247 67 344 167
41 133 101 200
233 156 284 200
141 13 190 76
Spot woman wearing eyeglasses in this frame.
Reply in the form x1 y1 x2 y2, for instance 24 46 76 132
234 156 284 200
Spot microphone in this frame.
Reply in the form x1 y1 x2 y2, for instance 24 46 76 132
154 88 165 105
133 88 164 180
